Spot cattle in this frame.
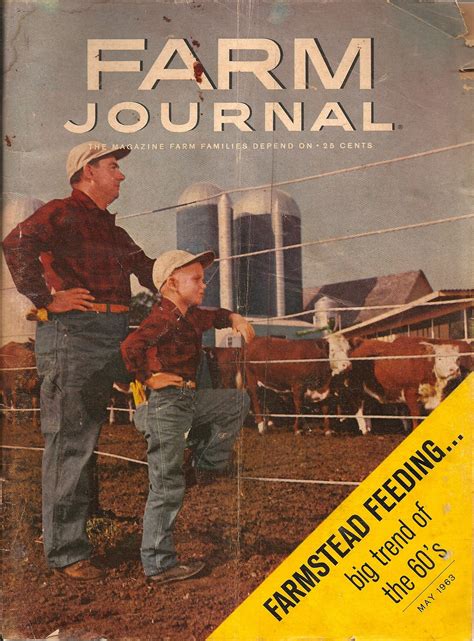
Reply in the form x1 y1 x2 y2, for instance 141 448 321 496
0 340 139 427
329 372 413 435
204 347 242 389
0 340 40 427
204 346 291 428
108 382 135 424
242 333 352 435
419 338 473 380
345 336 471 435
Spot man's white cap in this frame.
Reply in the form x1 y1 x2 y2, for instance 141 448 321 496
66 141 131 180
152 250 215 292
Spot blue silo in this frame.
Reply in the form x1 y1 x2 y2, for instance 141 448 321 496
233 189 302 317
176 182 233 308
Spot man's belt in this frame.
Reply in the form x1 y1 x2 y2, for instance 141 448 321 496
26 303 129 321
88 303 130 314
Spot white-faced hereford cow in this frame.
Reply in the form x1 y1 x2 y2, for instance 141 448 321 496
347 336 471 434
243 334 351 434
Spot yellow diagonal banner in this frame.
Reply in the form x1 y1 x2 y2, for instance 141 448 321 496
209 375 473 641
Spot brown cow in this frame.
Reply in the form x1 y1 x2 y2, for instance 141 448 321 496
204 346 291 429
0 340 40 427
204 347 242 389
347 336 470 434
243 334 351 434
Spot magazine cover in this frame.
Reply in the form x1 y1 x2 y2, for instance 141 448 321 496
2 1 473 640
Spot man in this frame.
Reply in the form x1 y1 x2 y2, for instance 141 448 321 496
2 141 156 581
121 250 253 584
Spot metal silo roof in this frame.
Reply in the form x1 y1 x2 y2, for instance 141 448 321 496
233 188 301 219
177 182 224 207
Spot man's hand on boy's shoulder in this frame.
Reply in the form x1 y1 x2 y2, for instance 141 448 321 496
145 372 184 389
229 313 255 344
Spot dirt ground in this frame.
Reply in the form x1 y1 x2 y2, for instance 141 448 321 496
1 415 404 641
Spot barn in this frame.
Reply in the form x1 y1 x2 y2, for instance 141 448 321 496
302 270 472 342
303 269 433 331
339 289 473 342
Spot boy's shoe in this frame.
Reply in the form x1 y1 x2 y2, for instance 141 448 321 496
196 466 237 485
148 560 205 585
54 559 105 581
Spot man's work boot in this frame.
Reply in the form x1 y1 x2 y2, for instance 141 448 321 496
54 559 105 581
196 465 237 485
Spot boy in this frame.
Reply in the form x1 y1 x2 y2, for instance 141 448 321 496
121 249 254 584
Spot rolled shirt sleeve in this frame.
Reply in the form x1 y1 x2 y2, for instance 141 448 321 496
191 306 233 331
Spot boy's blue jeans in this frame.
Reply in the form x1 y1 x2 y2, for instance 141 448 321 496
134 386 250 576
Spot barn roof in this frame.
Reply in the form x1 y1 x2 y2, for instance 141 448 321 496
340 289 474 338
303 270 433 327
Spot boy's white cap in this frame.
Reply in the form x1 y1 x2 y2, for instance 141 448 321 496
66 141 130 180
152 250 215 291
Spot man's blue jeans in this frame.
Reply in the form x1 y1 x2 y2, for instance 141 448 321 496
35 311 128 568
134 387 250 576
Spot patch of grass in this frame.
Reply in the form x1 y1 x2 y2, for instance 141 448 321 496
86 517 120 548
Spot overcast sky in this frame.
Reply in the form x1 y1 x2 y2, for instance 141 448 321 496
3 0 473 294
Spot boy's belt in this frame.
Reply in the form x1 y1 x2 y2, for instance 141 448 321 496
160 380 196 390
177 380 196 389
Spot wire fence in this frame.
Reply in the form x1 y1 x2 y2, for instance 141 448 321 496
1 141 472 427
116 141 474 221
0 445 362 487
1 347 472 373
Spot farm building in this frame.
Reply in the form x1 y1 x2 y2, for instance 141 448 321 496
303 270 433 330
340 289 474 341
211 271 472 346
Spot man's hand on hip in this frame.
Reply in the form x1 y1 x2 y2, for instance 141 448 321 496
145 372 184 390
46 288 96 312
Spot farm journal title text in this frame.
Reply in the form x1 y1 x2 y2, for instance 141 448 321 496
65 38 395 134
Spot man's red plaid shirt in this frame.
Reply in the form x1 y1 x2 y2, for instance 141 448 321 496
2 189 156 309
